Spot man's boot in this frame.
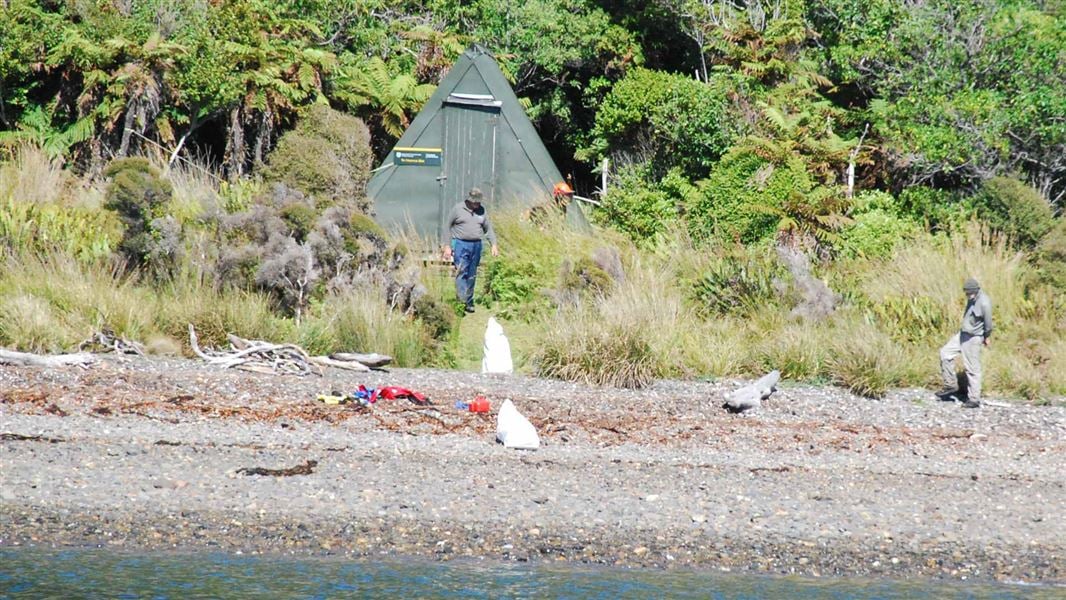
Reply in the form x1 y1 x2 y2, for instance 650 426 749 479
935 387 959 400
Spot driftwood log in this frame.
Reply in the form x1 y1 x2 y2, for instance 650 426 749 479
188 324 320 375
310 355 370 372
329 352 392 368
723 370 781 413
188 325 391 374
0 349 96 368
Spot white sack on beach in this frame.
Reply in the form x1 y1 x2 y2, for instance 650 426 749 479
481 316 513 374
495 399 539 449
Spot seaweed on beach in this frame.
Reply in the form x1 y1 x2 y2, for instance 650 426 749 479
236 459 318 477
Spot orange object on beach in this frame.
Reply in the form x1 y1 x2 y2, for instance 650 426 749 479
469 395 490 413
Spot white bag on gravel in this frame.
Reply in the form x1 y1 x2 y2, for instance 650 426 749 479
481 317 513 374
495 399 539 449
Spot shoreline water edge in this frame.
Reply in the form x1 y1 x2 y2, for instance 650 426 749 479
1 357 1063 585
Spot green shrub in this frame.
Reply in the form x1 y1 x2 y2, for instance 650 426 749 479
296 104 374 188
279 202 317 242
898 186 970 231
595 164 682 243
837 190 922 259
579 68 734 178
262 105 372 210
103 157 181 277
218 179 261 214
1034 219 1066 289
412 294 456 340
973 176 1055 248
687 150 814 244
262 135 344 204
869 294 949 344
0 199 118 261
837 208 922 259
483 258 550 319
348 212 386 237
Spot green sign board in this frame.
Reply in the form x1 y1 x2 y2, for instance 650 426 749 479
394 147 442 166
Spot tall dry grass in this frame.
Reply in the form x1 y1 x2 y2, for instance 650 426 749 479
0 145 77 206
520 220 1064 400
532 251 716 387
0 253 154 351
1 146 1061 401
299 289 431 367
0 250 433 363
0 146 435 361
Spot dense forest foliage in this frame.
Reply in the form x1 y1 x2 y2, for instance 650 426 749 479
1 0 1064 399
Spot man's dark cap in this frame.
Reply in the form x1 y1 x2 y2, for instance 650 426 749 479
963 278 980 292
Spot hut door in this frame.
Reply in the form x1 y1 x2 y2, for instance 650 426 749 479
440 94 501 242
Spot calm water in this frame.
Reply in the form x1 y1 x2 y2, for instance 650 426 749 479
0 549 1058 599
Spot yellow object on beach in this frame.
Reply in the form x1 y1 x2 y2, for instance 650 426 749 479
316 394 345 405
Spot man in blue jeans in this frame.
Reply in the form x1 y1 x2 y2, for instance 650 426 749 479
443 187 498 313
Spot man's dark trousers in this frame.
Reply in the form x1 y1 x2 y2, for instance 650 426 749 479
452 238 482 310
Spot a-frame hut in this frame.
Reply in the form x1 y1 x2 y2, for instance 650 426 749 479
367 45 585 243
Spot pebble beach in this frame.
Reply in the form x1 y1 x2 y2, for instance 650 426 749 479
1 357 1063 585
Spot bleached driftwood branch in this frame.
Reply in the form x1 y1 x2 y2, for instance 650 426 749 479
310 355 370 372
189 324 320 376
329 352 392 368
0 349 96 368
188 325 391 375
723 370 781 413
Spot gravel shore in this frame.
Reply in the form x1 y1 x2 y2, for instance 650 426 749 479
2 356 1063 584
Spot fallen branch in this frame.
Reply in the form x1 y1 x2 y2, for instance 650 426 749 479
0 349 96 368
329 352 392 368
190 325 390 374
188 324 321 376
310 355 370 372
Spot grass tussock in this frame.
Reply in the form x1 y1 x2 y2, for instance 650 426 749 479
532 257 688 388
825 319 908 399
535 311 663 388
751 318 829 380
299 290 431 367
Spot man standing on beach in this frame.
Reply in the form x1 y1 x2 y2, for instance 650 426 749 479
443 187 498 314
937 278 993 408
